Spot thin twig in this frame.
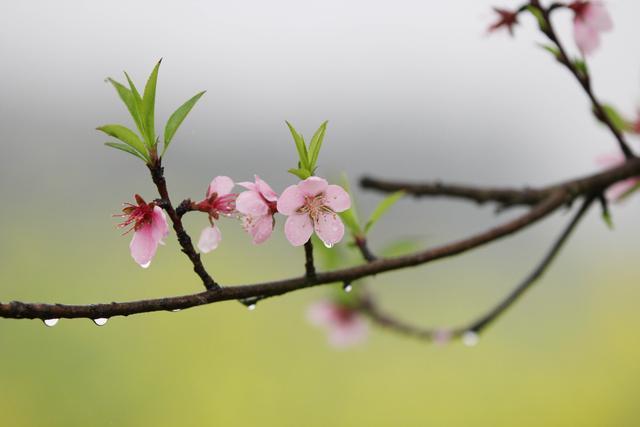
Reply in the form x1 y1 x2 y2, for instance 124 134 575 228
360 195 595 342
458 194 595 334
148 162 218 290
304 240 316 278
362 155 640 205
539 2 634 158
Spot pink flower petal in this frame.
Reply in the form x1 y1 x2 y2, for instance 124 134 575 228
254 175 278 202
314 211 345 247
236 191 269 217
328 317 368 348
248 215 275 244
150 206 169 245
298 176 328 197
324 185 351 212
574 19 599 55
284 213 314 246
587 2 613 31
198 225 222 253
237 181 257 191
207 176 235 197
130 223 160 268
307 301 336 327
277 185 305 215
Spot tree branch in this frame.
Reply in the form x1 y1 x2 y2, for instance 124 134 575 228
361 156 640 206
359 194 595 342
459 194 595 334
304 240 317 278
1 158 638 321
148 162 218 290
540 3 634 159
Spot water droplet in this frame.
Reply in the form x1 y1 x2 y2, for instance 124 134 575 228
324 241 333 249
43 318 59 327
343 283 353 293
462 331 479 347
171 309 181 313
247 304 257 311
93 318 108 326
141 261 151 269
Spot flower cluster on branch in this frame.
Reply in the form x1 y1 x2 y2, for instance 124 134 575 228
1 0 638 350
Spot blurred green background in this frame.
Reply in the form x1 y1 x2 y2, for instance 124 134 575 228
1 0 639 425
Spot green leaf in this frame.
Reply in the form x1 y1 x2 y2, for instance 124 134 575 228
104 142 148 162
364 191 405 234
97 124 148 160
287 168 311 180
601 209 614 229
339 209 362 236
162 91 206 155
573 58 589 80
526 5 548 31
142 59 162 147
285 121 310 171
599 104 630 133
617 181 640 201
308 121 328 171
338 173 362 236
340 174 359 220
538 43 561 60
107 78 146 136
124 72 149 147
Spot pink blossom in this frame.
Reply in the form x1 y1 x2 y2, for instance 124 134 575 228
597 153 639 201
116 194 169 268
487 8 519 36
195 176 237 253
307 300 368 348
277 176 351 247
570 1 613 56
237 175 278 244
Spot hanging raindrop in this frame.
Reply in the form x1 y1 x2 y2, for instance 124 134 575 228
462 331 479 347
43 318 59 327
247 304 257 311
343 283 353 293
171 309 181 313
323 241 333 249
92 318 108 326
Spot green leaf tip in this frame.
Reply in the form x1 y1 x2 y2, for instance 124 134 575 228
364 191 405 234
162 90 206 156
285 120 330 178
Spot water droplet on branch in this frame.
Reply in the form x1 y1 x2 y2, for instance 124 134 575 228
247 304 257 311
93 318 108 326
43 318 59 327
462 331 479 347
343 283 353 293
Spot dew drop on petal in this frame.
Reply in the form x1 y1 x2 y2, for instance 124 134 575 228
247 304 257 311
462 331 479 347
141 261 151 269
93 318 108 326
343 283 353 293
43 318 59 327
323 241 333 249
